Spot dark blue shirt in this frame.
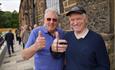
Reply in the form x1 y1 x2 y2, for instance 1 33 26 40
25 26 64 70
5 32 14 44
64 30 110 70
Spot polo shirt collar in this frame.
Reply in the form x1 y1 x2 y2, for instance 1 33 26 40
42 26 48 33
74 28 89 39
42 25 58 34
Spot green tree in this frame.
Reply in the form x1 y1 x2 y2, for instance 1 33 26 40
0 10 19 28
10 10 19 28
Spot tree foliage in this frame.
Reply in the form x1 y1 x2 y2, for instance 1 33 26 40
0 10 19 28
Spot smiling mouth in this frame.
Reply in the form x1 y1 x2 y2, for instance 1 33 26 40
73 25 79 27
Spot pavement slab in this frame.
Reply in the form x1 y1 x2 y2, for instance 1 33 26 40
0 41 34 70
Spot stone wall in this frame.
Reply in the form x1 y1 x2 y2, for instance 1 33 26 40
83 0 110 33
76 0 111 33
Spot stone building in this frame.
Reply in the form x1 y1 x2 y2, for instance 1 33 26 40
46 0 64 14
35 0 46 25
19 0 46 28
19 0 32 27
19 0 63 28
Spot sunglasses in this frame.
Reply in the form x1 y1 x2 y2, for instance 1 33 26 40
46 18 57 22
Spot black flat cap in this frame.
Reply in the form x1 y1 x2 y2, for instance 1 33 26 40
66 6 86 16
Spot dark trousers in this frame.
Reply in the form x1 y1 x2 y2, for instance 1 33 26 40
17 37 21 45
7 43 14 56
23 43 25 49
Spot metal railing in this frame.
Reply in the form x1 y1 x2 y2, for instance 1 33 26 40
0 37 4 49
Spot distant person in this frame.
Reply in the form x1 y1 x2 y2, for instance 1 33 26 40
20 25 30 49
5 30 14 57
33 23 38 28
15 29 18 41
16 28 21 45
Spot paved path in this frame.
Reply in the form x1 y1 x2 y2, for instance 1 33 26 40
0 41 34 70
0 41 115 70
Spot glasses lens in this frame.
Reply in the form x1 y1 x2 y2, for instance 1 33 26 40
47 18 51 21
53 19 57 22
47 18 57 22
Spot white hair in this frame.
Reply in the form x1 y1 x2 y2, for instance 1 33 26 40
44 8 58 18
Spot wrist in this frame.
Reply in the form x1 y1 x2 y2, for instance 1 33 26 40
32 44 39 52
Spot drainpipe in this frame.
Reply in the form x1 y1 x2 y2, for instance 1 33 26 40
32 0 35 28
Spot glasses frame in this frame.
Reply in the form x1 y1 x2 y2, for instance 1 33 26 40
46 18 57 22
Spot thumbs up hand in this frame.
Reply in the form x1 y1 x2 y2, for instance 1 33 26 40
34 31 46 51
51 31 68 53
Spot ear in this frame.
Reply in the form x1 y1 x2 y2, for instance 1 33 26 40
85 15 88 25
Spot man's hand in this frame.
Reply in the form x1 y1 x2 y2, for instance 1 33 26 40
34 31 46 51
51 32 68 53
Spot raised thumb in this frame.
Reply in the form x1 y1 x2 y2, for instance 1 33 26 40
55 31 59 39
38 31 42 37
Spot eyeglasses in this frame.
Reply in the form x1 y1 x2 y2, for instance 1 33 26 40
46 18 57 22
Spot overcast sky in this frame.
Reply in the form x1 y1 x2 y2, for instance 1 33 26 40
0 0 20 12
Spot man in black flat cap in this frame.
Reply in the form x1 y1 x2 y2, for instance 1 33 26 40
51 6 110 70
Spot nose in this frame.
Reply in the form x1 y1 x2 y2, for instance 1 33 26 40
50 20 54 23
73 21 78 25
50 20 56 24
